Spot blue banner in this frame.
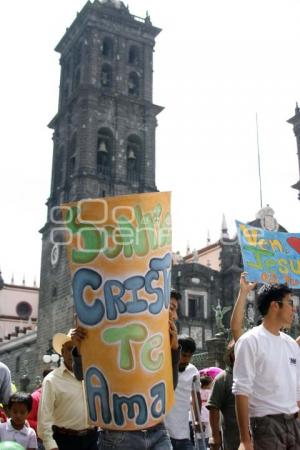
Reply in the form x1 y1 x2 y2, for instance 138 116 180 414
236 221 300 287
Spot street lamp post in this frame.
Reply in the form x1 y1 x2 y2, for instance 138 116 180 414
42 340 60 366
20 360 30 392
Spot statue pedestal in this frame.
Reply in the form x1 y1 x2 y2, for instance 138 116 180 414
205 334 227 369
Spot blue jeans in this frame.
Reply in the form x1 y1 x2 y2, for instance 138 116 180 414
37 441 45 450
197 437 209 450
98 423 172 449
170 437 194 450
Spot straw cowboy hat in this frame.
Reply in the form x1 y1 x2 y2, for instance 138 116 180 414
52 330 73 355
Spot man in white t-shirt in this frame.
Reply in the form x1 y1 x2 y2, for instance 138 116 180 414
165 336 201 450
232 278 300 450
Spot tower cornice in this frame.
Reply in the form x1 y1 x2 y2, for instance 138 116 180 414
48 86 163 129
55 1 161 55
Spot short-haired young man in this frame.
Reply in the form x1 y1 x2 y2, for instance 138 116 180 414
232 281 300 450
165 336 201 450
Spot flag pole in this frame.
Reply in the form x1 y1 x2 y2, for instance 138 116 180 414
256 113 263 208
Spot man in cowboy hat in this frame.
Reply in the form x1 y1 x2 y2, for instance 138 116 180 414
37 330 99 450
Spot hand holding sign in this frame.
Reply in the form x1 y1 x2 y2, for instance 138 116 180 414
169 318 178 350
71 326 87 353
240 272 257 294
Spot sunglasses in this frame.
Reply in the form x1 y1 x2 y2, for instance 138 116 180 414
275 299 294 307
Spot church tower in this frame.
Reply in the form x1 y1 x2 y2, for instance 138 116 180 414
37 0 163 367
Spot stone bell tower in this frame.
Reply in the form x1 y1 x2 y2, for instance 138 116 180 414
37 0 163 369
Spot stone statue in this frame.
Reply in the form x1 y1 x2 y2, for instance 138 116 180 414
213 299 232 332
246 302 255 325
255 205 279 231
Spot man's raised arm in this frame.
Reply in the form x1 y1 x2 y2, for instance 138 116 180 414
230 272 256 342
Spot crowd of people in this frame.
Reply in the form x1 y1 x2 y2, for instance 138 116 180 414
0 274 300 449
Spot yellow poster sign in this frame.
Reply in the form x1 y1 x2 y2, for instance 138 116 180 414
61 192 174 430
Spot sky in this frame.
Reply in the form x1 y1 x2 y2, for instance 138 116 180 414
1 0 300 286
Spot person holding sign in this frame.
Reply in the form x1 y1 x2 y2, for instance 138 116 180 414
71 290 181 450
37 331 99 450
232 281 300 450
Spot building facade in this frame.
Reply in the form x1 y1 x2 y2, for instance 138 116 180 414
172 219 242 352
0 274 38 390
0 277 38 343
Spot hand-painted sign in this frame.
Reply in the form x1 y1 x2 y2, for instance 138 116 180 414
236 221 300 287
61 192 174 430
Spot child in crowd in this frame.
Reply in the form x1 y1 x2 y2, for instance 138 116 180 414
0 392 37 450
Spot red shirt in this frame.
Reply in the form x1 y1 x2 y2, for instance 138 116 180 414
0 409 7 423
27 387 42 433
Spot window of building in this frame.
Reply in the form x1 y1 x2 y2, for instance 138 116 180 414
70 155 76 174
129 46 140 65
102 37 114 59
74 42 82 67
188 295 205 319
101 64 112 88
63 83 69 104
16 302 32 320
97 128 113 176
64 60 71 78
52 285 57 300
73 67 81 90
52 146 63 194
126 135 142 183
15 356 21 374
69 133 77 175
128 72 139 96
